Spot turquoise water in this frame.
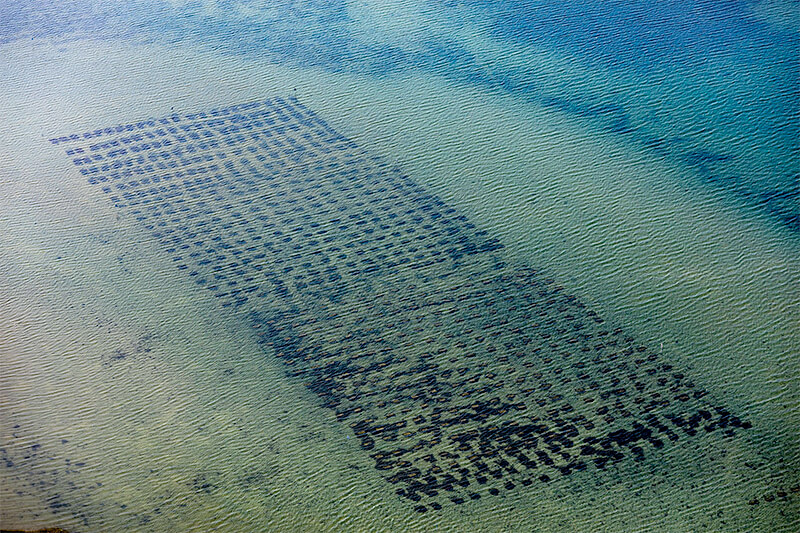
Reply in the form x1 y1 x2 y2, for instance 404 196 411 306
1 2 798 532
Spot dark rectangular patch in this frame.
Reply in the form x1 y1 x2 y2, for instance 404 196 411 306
54 96 749 511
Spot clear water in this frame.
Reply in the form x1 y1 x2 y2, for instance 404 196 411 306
1 1 798 532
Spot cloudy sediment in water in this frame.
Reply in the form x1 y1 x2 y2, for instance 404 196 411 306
1 1 798 532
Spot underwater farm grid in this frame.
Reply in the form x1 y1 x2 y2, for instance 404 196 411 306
51 97 752 513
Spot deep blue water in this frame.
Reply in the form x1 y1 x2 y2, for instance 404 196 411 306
2 0 797 231
471 0 766 68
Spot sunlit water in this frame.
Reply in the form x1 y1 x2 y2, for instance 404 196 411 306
1 2 798 532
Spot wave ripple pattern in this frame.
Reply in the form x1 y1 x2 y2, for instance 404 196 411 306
52 97 752 512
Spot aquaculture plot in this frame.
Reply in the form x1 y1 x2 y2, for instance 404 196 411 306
53 97 750 512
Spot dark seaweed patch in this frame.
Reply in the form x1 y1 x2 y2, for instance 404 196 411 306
61 97 753 511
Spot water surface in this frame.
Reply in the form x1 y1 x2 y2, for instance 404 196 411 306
1 1 798 532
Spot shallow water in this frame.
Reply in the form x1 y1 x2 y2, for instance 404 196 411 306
1 2 798 532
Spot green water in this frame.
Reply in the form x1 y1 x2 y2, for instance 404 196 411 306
1 19 798 533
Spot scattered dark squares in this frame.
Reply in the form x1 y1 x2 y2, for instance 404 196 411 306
57 97 752 513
